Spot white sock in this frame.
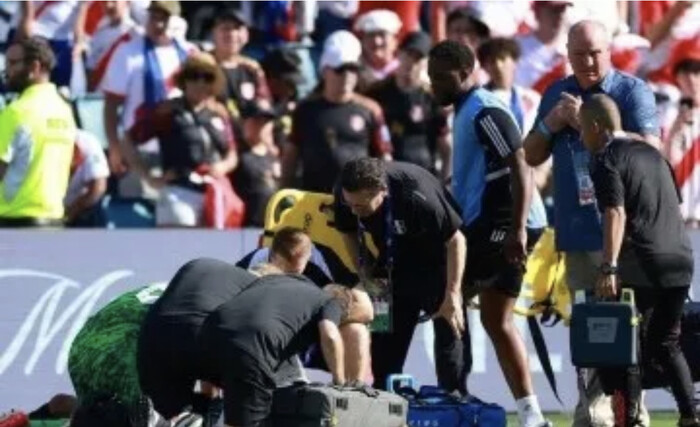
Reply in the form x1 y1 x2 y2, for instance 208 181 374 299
516 395 545 427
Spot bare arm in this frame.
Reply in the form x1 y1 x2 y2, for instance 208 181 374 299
16 1 34 40
437 133 452 182
103 93 126 174
318 320 346 385
602 206 626 267
508 149 533 233
65 178 107 224
644 1 693 48
72 2 89 56
445 230 466 300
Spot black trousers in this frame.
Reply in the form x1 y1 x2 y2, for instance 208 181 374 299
600 286 696 425
370 290 472 394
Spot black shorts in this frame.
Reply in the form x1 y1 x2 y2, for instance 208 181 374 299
222 350 276 427
137 320 198 419
464 226 544 298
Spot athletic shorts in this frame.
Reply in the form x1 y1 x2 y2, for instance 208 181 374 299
464 226 544 298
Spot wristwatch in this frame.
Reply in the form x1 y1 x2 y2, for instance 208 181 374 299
599 262 618 276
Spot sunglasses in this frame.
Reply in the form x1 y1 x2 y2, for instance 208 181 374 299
185 71 215 83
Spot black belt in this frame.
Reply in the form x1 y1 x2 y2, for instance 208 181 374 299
0 217 64 228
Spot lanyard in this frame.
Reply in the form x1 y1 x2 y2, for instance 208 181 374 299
356 192 394 283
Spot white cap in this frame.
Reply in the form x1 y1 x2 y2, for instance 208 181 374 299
319 30 362 70
354 9 402 35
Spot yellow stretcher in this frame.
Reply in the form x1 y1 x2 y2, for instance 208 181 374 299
262 189 570 322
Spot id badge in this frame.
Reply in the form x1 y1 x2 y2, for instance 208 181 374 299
573 150 595 206
364 278 393 333
576 173 596 206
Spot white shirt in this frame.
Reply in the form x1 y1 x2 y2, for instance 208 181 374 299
87 16 140 70
514 33 568 90
65 130 109 207
490 86 541 135
28 1 81 41
101 34 193 131
640 4 700 77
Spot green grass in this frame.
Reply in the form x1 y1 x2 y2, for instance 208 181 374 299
507 411 679 426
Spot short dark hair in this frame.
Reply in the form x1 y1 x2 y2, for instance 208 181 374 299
339 158 387 193
429 40 475 74
674 59 700 76
270 227 311 262
446 7 490 40
13 36 56 72
477 37 521 65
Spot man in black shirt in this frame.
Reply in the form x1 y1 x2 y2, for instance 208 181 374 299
581 94 699 427
366 31 451 179
137 258 258 421
197 274 372 427
281 30 393 193
334 158 468 393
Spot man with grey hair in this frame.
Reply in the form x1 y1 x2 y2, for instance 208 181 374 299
523 20 659 427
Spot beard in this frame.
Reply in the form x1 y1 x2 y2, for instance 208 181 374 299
5 73 30 93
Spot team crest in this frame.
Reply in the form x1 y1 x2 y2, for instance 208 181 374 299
240 82 255 100
350 115 366 132
410 105 424 122
393 220 407 235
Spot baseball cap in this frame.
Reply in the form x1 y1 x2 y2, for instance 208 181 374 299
400 31 432 58
243 101 278 120
262 48 305 84
214 6 249 27
148 1 181 17
354 9 402 35
319 30 362 70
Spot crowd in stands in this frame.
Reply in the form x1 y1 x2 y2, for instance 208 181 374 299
0 0 699 229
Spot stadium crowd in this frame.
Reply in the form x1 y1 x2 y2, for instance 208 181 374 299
1 1 699 427
0 0 698 229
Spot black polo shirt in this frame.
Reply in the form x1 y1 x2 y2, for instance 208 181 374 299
366 76 448 173
198 275 343 378
291 93 392 193
590 137 694 288
333 162 463 298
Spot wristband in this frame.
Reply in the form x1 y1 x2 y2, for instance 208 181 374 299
599 262 618 276
537 120 553 142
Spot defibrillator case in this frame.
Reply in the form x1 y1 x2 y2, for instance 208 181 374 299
570 288 639 367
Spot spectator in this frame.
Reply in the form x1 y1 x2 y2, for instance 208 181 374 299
0 37 76 228
101 1 191 180
353 9 402 92
637 1 700 84
260 47 305 149
65 130 109 227
366 31 452 179
478 37 541 134
14 1 89 88
313 0 358 43
86 0 141 92
515 1 572 95
429 40 550 427
210 7 269 126
432 1 529 43
580 94 700 427
333 158 468 395
665 38 700 227
445 6 490 53
234 101 280 228
354 0 421 41
137 52 237 228
281 30 392 193
523 20 659 427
